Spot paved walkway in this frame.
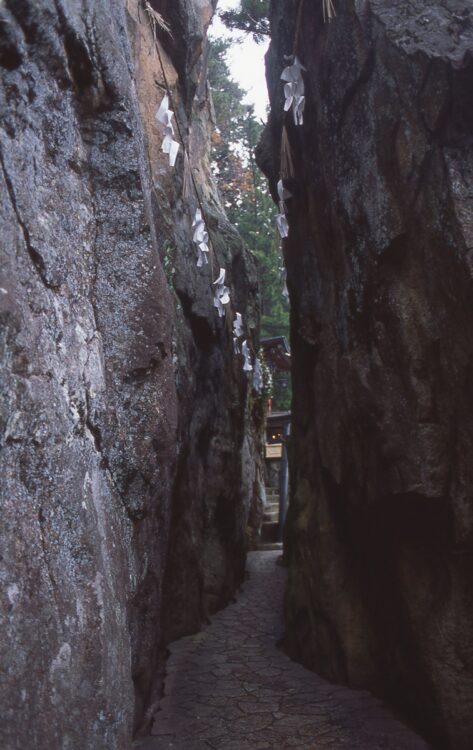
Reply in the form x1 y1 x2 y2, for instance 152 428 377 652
136 551 430 750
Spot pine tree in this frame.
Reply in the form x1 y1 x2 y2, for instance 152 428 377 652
208 38 291 409
219 0 270 43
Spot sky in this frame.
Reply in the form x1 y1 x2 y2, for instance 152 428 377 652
210 0 269 121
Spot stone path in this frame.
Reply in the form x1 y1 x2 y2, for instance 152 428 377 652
136 551 430 750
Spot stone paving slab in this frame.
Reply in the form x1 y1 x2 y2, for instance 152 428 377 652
135 552 431 749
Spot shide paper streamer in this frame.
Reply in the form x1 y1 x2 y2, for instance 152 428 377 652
280 267 289 301
233 312 244 338
274 53 305 297
192 209 210 267
151 17 245 360
156 94 180 167
275 55 305 253
276 212 289 239
276 179 292 239
242 340 253 372
281 56 306 126
278 179 292 212
213 268 231 317
233 312 244 353
234 315 256 376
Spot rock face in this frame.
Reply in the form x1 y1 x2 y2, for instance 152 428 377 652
260 1 473 748
0 1 262 748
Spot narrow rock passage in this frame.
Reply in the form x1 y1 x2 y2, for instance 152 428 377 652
136 552 430 750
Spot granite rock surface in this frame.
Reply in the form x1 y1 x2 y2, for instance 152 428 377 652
259 1 473 747
0 1 262 747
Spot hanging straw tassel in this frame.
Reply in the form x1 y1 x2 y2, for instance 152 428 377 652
280 125 295 180
143 1 173 39
323 0 336 23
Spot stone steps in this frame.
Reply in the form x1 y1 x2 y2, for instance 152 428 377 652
261 487 280 544
252 486 282 550
263 499 279 522
254 541 283 551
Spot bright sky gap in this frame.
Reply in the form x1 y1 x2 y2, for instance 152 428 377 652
210 0 269 121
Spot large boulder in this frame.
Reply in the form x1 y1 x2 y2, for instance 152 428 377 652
259 1 473 747
0 1 262 747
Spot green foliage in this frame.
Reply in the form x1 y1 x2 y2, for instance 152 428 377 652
208 38 291 409
207 38 254 215
209 39 289 340
219 0 270 43
258 348 273 402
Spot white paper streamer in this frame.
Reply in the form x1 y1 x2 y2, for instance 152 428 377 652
213 268 226 286
281 56 306 126
233 312 244 338
281 267 289 301
156 95 180 167
219 287 230 305
213 268 230 317
241 340 253 372
276 212 289 239
275 178 292 238
196 247 208 268
233 336 241 354
192 208 209 267
277 179 292 213
156 95 170 125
